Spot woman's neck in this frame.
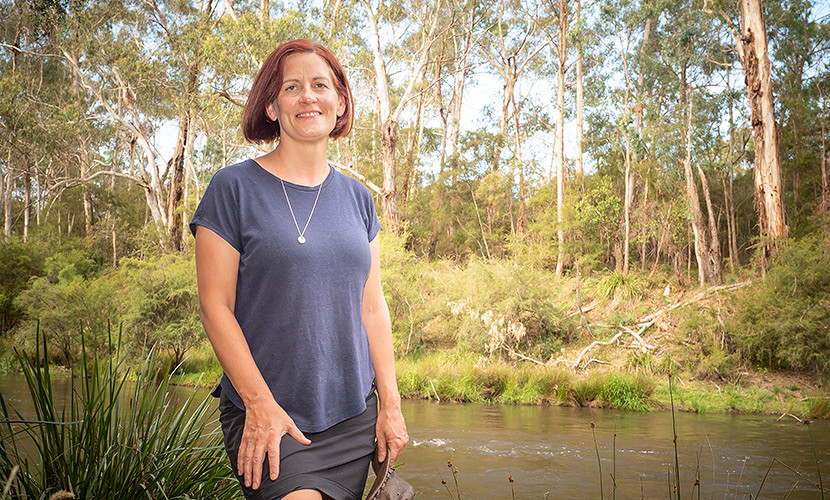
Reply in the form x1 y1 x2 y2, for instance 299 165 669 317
258 140 330 186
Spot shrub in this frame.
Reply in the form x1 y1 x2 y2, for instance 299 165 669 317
727 235 830 373
14 265 118 365
380 233 576 360
116 253 205 367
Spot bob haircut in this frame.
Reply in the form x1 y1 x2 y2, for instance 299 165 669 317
242 40 354 144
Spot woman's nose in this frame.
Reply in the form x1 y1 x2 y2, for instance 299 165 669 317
299 86 317 103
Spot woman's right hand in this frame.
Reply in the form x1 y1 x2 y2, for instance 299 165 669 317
237 397 311 490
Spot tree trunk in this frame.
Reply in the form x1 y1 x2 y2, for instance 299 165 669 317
819 82 830 259
738 0 788 255
450 11 474 162
23 163 31 243
554 0 568 275
4 166 14 240
620 30 635 274
494 79 512 172
167 108 188 251
511 62 526 234
360 0 440 233
574 0 584 186
684 91 712 287
402 66 426 213
725 60 740 270
698 163 722 284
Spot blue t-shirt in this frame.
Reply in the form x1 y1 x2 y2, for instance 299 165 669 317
189 160 379 433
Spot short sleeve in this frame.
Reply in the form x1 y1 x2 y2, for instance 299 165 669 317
363 189 381 241
189 168 243 252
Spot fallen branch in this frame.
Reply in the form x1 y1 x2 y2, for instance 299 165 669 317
502 345 545 365
330 161 382 196
620 320 656 352
429 379 441 402
571 331 623 369
584 358 612 368
568 301 599 318
776 412 804 423
637 281 752 324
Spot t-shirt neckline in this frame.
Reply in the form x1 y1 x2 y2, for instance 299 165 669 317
250 159 334 192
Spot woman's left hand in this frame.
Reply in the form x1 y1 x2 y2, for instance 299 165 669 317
375 403 408 465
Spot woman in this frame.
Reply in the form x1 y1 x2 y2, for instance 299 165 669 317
190 39 408 500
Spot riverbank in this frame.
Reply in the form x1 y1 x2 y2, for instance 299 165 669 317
154 345 829 419
395 351 830 419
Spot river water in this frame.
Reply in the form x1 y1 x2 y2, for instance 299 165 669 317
2 373 828 499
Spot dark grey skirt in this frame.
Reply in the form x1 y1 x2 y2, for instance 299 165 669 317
219 389 377 500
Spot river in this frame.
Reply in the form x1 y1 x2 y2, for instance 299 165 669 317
2 373 828 499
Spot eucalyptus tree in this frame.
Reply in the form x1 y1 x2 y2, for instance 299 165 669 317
528 0 578 275
597 0 639 272
738 0 788 256
359 0 443 232
0 0 106 243
476 0 548 234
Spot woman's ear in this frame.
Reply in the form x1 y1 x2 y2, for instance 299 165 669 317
336 95 346 118
266 102 278 122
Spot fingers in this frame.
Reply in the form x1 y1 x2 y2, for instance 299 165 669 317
237 409 311 490
239 432 277 490
376 434 388 463
376 409 408 466
287 425 312 446
385 431 408 465
267 438 280 482
251 442 266 489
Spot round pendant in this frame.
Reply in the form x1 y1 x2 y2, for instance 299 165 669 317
298 235 306 244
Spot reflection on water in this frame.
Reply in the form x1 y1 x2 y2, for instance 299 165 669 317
2 373 828 499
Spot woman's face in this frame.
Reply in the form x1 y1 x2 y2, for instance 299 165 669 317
267 52 345 144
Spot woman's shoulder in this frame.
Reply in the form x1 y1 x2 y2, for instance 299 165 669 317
205 159 262 190
330 167 373 197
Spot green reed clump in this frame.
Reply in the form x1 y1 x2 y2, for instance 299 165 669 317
396 352 574 404
601 374 654 411
0 328 239 499
569 376 603 406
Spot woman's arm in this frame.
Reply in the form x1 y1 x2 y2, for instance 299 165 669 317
195 226 310 490
362 236 408 464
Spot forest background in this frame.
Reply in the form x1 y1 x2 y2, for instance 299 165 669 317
1 0 830 417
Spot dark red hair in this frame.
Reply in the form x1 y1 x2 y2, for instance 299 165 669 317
242 40 354 144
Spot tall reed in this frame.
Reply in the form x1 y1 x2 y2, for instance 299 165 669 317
0 326 239 499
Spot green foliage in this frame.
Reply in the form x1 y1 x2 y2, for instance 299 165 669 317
116 253 204 367
727 235 830 373
381 232 576 360
10 250 204 368
0 240 48 334
14 261 118 365
569 376 604 406
594 270 645 303
676 311 735 381
396 351 574 405
601 374 654 411
805 394 830 420
0 330 239 499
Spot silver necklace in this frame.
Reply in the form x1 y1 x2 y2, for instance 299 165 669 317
280 177 323 244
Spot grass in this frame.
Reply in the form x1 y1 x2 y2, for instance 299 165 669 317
0 327 240 499
396 351 660 411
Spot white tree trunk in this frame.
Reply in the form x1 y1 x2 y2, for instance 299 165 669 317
360 0 441 233
738 0 788 251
